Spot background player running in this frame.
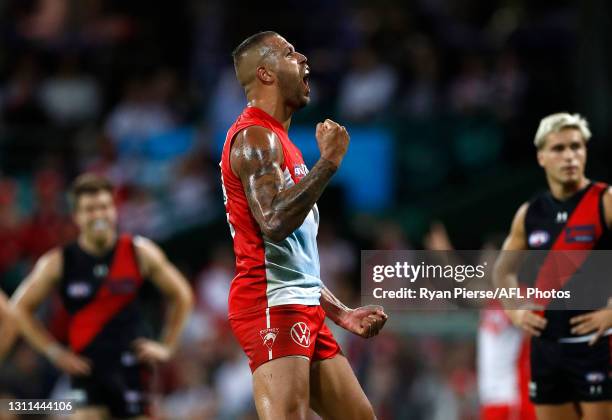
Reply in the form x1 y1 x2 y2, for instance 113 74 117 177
220 31 388 420
11 174 193 420
495 113 612 420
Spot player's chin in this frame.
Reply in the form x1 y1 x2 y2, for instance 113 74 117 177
560 173 581 185
296 95 310 109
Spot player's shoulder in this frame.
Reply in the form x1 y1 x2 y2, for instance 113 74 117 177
231 125 283 174
234 125 281 151
35 247 64 277
132 235 167 276
514 201 530 223
132 235 165 259
601 185 612 226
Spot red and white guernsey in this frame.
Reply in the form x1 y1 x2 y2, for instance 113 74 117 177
220 107 322 319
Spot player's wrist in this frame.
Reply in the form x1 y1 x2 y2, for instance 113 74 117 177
158 341 175 359
43 343 64 362
334 307 354 329
318 156 340 172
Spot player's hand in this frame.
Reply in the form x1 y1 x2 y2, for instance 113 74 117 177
423 222 453 251
132 338 172 364
338 305 388 338
505 309 547 336
315 119 349 169
570 309 612 345
50 348 92 376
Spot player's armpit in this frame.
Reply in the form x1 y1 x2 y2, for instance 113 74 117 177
232 126 337 242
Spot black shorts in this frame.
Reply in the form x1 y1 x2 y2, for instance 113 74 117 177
69 350 152 418
530 336 611 404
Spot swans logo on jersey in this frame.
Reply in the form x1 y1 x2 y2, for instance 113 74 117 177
290 322 311 348
67 282 92 298
294 164 308 179
528 230 550 247
259 328 279 350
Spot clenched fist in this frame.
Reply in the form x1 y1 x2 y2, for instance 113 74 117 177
316 119 349 169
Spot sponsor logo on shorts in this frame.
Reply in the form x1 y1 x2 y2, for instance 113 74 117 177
586 371 606 384
528 230 549 248
290 322 311 348
259 328 279 350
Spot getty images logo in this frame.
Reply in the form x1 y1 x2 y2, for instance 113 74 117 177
290 322 311 348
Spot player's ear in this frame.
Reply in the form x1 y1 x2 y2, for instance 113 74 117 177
536 149 545 168
256 65 274 85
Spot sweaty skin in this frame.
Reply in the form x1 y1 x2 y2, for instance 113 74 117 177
231 123 344 242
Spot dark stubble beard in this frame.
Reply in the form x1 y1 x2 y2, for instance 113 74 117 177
277 71 308 110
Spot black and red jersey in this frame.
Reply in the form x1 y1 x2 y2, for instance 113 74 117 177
524 182 612 339
59 234 150 359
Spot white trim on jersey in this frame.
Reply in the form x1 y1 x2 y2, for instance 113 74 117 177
266 308 272 360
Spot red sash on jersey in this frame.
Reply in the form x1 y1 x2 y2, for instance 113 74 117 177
68 234 144 352
533 183 607 307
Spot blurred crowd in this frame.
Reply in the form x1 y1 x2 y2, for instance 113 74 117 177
0 0 603 419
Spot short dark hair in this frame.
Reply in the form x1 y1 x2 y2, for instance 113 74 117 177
232 31 278 65
69 173 113 209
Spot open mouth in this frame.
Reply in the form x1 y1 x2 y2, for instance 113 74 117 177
92 219 110 231
302 68 310 91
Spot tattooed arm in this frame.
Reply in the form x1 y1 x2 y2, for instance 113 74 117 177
231 119 349 242
320 286 387 338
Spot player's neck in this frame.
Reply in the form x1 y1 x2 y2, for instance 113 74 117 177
548 176 589 201
78 232 117 256
247 97 293 131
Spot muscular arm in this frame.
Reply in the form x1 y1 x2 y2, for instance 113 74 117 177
11 249 91 375
10 249 63 356
135 237 193 356
231 124 343 242
320 286 387 338
493 202 529 292
0 289 18 360
494 203 547 335
604 187 612 229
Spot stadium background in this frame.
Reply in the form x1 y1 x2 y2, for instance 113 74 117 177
0 0 610 418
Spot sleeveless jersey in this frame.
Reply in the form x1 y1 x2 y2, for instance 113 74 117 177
524 182 612 339
220 106 322 319
59 234 149 357
478 302 533 417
